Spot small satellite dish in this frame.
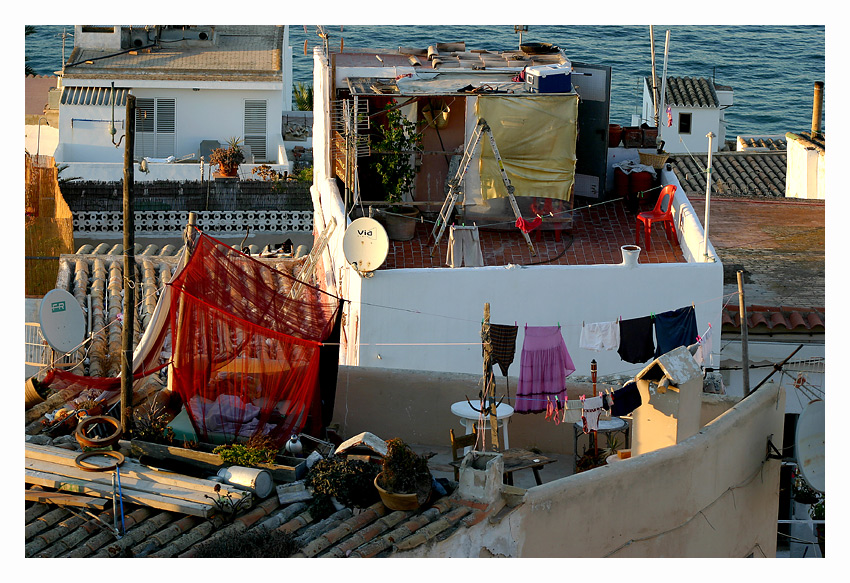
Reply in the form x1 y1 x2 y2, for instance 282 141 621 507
38 289 86 354
795 399 825 493
342 217 389 274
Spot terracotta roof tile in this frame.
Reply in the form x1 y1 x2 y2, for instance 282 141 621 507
722 305 825 333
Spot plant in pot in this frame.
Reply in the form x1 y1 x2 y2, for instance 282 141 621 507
305 456 381 518
209 137 246 177
374 438 432 511
374 102 423 241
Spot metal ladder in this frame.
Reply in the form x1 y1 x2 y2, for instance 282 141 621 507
429 118 536 256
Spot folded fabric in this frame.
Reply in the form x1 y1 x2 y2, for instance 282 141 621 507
487 323 519 377
516 215 542 233
516 326 575 414
617 316 656 364
654 306 699 358
580 321 620 351
610 381 642 417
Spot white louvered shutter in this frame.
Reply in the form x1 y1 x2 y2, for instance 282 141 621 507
244 99 267 162
135 98 155 158
155 98 176 157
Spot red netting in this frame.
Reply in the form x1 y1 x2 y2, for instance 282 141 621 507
168 230 341 447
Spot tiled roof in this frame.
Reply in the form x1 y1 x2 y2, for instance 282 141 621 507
647 76 721 108
736 136 787 151
62 26 283 83
721 305 825 334
25 461 491 558
668 151 787 198
786 131 825 152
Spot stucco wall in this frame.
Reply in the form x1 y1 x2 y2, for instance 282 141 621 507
400 381 784 558
785 137 825 200
331 366 738 456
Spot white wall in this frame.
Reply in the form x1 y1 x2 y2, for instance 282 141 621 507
785 136 825 200
642 83 724 154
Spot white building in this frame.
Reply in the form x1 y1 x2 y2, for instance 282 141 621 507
52 25 297 182
640 76 733 154
309 41 724 379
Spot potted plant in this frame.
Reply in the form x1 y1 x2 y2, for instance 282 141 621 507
374 438 432 511
305 456 381 518
209 137 246 177
374 102 423 241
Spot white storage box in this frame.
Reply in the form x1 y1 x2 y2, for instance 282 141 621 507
525 62 573 93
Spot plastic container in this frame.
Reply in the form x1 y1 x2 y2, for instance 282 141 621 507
525 62 572 93
629 171 653 199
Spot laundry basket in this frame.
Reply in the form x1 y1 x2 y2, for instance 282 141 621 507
639 151 670 169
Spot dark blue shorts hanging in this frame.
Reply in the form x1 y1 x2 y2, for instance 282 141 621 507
654 306 698 357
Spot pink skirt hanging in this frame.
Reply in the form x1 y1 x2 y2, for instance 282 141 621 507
515 326 575 413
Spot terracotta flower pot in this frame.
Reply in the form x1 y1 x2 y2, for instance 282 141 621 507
374 472 428 511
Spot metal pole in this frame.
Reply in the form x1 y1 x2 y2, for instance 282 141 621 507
482 303 500 452
703 132 715 261
591 360 598 456
121 94 136 437
649 26 659 127
738 270 750 396
658 30 670 145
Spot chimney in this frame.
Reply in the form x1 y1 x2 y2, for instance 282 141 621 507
811 81 824 138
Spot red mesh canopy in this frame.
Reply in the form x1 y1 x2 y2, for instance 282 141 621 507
168 231 340 446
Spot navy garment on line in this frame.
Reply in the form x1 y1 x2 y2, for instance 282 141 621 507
617 316 655 364
610 381 642 417
654 306 698 357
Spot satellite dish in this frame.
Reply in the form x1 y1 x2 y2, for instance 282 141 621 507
342 217 389 274
795 399 825 493
38 289 86 354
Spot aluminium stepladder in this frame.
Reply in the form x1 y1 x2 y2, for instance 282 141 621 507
429 118 536 257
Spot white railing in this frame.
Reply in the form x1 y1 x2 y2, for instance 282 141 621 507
73 210 313 237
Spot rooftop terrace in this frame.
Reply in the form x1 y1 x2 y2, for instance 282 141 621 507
378 196 686 270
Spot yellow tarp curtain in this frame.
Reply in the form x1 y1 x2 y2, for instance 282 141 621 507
477 94 578 201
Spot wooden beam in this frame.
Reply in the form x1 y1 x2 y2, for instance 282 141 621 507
25 469 214 518
25 490 110 510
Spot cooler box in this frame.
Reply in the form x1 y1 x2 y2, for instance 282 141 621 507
525 62 572 93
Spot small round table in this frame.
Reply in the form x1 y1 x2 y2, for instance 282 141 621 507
450 401 514 452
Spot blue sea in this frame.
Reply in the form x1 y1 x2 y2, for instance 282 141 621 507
25 24 825 136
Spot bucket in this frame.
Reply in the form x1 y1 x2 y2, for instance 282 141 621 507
608 124 623 148
620 245 641 268
614 167 629 197
217 466 274 498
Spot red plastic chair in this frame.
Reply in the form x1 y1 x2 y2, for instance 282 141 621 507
636 184 678 252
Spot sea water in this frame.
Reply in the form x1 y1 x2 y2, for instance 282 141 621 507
25 24 825 137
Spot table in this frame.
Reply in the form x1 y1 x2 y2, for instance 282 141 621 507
450 400 514 452
572 417 630 473
449 448 555 486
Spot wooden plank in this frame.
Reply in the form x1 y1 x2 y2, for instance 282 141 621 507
25 458 232 508
130 440 306 482
25 469 213 518
25 443 248 500
25 490 110 510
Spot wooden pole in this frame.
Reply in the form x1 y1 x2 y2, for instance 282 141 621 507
121 94 136 437
738 270 751 396
482 303 500 451
591 359 598 456
649 26 659 127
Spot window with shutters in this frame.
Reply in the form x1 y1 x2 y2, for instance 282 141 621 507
243 99 267 162
135 98 176 158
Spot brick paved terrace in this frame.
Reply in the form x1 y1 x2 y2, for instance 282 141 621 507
379 197 686 270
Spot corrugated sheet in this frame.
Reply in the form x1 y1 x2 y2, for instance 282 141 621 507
60 86 128 107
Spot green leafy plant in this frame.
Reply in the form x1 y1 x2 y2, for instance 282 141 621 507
379 438 431 495
374 102 422 207
213 434 278 466
305 456 381 512
293 82 313 111
209 137 246 175
575 446 608 473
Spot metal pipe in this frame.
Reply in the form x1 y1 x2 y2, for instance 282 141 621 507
658 30 670 144
811 81 824 138
649 26 659 127
703 132 715 260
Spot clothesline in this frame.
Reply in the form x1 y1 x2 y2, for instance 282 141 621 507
353 290 739 327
